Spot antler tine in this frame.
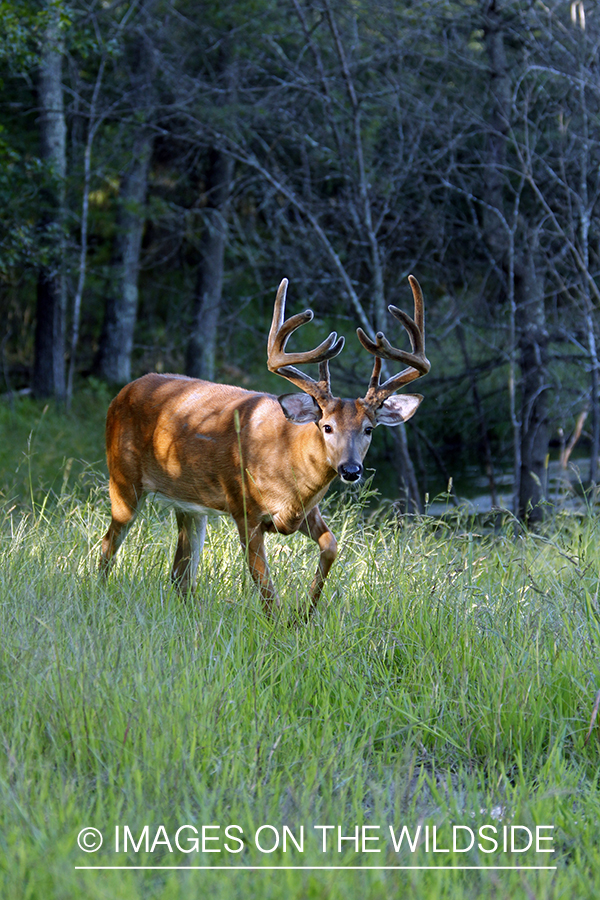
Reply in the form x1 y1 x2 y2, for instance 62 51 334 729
359 275 430 409
406 273 424 335
267 278 345 404
318 360 332 395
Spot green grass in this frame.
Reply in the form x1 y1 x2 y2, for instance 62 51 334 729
0 381 110 503
1 395 600 898
1 486 600 898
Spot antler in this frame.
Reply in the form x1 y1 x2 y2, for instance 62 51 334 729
267 278 345 405
358 275 431 409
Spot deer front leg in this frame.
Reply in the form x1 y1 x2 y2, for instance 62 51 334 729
238 523 280 617
171 511 207 594
299 505 338 615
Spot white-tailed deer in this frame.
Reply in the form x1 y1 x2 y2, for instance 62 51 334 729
100 276 430 616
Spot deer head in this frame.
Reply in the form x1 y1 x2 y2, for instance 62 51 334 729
267 276 430 483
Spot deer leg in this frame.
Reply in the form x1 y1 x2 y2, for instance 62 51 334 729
238 524 280 616
100 478 143 576
299 506 338 614
171 511 207 594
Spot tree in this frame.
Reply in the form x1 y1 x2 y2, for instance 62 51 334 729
95 128 153 384
186 148 234 380
95 1 156 385
33 0 68 400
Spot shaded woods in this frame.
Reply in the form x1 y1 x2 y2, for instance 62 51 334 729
1 0 600 520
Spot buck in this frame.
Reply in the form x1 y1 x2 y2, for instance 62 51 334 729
100 276 430 616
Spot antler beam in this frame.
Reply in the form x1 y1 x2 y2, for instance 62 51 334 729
267 278 345 405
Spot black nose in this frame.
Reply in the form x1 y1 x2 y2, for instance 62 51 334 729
338 463 363 483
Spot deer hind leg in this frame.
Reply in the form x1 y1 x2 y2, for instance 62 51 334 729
299 506 338 616
238 523 280 617
100 477 143 577
171 511 207 594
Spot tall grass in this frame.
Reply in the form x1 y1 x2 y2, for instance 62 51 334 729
0 383 109 504
1 476 600 898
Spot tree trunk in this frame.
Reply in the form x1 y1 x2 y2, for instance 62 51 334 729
483 0 550 522
392 426 422 514
95 130 152 385
456 322 499 506
66 56 106 409
515 248 549 522
33 4 67 400
186 149 234 381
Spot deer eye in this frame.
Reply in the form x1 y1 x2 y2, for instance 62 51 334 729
364 426 373 436
323 424 333 434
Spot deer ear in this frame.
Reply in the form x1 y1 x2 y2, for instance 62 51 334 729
375 394 423 426
278 393 322 424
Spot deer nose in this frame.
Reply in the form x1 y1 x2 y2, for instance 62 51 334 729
338 463 363 483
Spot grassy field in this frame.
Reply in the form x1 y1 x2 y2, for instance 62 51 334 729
1 395 600 898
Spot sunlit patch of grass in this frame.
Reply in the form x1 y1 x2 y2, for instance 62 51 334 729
0 383 110 504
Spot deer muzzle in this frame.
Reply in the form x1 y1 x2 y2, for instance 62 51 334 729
338 462 363 483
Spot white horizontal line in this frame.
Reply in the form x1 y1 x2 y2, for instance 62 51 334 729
75 865 557 871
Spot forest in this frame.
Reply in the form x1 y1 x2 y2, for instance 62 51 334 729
1 0 599 519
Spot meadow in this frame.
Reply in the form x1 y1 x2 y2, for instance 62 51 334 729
1 394 599 899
